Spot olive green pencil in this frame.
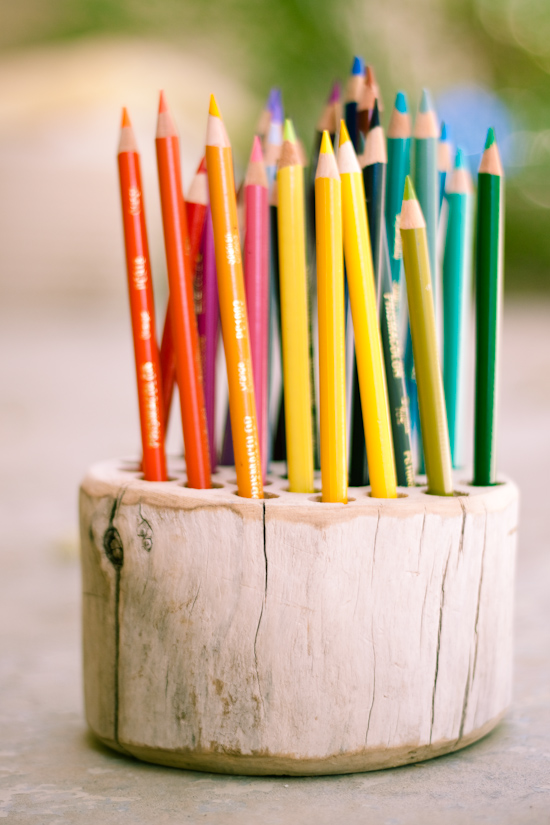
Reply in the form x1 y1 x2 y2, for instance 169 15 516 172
400 176 453 496
473 128 504 486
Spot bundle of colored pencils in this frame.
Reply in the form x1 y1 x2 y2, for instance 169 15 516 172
117 63 504 501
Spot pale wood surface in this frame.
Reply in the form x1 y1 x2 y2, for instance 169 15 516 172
80 458 518 775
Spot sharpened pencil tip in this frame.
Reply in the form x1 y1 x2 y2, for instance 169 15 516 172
158 90 168 114
250 134 264 163
209 94 221 118
339 120 351 147
403 176 417 201
283 118 296 143
485 127 496 149
197 156 207 173
121 107 131 128
419 88 434 114
395 91 408 114
440 121 447 141
320 130 334 155
370 99 381 128
328 81 341 104
454 147 465 169
351 56 365 76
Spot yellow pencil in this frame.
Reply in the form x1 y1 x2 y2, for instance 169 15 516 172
315 131 347 503
277 119 315 492
338 121 397 498
205 95 263 498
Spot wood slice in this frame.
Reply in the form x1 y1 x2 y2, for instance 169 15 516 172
80 458 518 775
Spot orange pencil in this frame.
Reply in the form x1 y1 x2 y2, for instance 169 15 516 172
117 108 167 481
205 95 263 498
156 91 211 489
159 157 208 428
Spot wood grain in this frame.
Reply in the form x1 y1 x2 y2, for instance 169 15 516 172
80 459 518 775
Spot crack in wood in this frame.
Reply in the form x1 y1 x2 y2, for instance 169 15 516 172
472 506 488 687
458 661 472 740
430 542 452 743
253 502 267 716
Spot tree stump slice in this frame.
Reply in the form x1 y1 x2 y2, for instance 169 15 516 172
79 458 518 775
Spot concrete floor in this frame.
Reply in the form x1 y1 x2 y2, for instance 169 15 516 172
1 298 549 824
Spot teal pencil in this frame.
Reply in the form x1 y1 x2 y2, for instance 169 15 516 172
413 89 439 299
438 122 452 214
385 91 411 312
442 149 474 469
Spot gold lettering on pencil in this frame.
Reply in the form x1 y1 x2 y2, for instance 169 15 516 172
129 187 141 215
403 449 415 486
140 361 162 448
384 292 404 379
233 299 246 340
194 252 204 316
139 310 151 341
396 396 411 437
393 214 402 260
243 415 261 497
225 232 241 266
133 256 147 290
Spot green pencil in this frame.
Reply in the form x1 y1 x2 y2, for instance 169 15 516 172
474 129 504 486
385 91 411 309
400 176 453 496
442 148 474 469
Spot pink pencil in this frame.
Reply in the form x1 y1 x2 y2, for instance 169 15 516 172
243 136 269 481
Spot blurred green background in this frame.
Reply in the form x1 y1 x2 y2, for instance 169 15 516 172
1 0 549 293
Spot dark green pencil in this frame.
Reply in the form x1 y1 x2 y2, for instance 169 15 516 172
474 128 504 486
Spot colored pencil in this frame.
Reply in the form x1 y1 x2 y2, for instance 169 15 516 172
159 156 208 429
349 100 387 487
264 89 283 190
360 101 386 287
438 122 452 213
257 87 278 146
338 121 396 498
277 119 315 492
413 89 439 300
386 91 411 306
400 177 453 496
344 56 365 153
442 148 474 469
379 223 415 487
195 205 219 470
244 136 270 482
206 95 263 498
474 129 504 486
155 92 210 488
117 108 167 482
315 131 347 503
357 64 382 137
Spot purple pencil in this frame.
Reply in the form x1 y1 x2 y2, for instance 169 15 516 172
195 205 219 470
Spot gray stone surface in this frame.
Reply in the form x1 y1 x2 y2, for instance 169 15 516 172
1 298 549 823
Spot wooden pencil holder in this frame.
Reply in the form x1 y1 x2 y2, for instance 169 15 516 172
80 457 518 776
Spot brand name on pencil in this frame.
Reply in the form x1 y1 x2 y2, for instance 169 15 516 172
129 187 141 216
225 232 241 266
383 292 403 379
133 256 148 290
140 361 162 448
140 310 151 341
233 300 246 340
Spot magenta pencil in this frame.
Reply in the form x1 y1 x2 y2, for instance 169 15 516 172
195 205 219 470
244 136 270 480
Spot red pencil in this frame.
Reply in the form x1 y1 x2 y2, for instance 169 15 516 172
159 157 208 428
117 108 167 481
156 91 211 488
244 136 269 481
